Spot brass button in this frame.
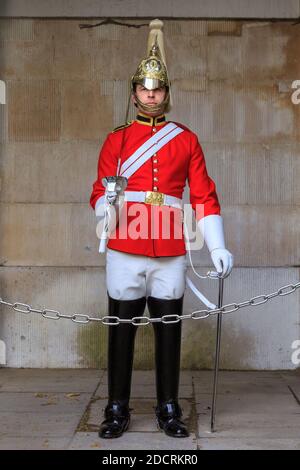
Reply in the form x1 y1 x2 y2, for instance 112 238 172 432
153 128 157 133
153 177 158 182
153 168 158 173
153 159 158 163
153 186 158 191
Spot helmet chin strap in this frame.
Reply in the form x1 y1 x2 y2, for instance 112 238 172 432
134 92 170 115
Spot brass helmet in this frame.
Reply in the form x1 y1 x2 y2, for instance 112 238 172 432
132 19 172 113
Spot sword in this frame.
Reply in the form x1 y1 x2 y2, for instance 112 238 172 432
210 275 225 432
98 91 132 253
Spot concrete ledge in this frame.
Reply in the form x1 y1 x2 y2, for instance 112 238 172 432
0 0 299 19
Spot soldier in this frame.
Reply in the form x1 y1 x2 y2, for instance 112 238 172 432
90 19 233 439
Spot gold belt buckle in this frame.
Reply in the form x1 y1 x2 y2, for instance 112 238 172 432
145 191 164 206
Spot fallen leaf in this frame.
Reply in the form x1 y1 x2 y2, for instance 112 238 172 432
41 399 57 406
65 393 81 399
42 439 49 448
90 442 101 448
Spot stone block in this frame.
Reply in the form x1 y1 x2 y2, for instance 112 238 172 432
202 142 300 206
0 267 108 368
207 37 243 80
182 267 300 369
90 36 145 81
0 18 34 41
0 41 53 80
0 141 101 203
188 206 300 266
61 81 113 140
242 23 289 81
8 80 61 142
0 203 101 266
207 20 242 36
0 103 8 143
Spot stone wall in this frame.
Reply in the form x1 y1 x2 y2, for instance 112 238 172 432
0 17 299 368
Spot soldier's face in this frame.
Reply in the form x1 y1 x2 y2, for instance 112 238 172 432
133 85 167 115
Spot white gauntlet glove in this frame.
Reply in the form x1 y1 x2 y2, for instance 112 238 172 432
210 248 233 278
197 215 234 278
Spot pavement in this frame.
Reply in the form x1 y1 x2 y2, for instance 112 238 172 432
0 368 299 450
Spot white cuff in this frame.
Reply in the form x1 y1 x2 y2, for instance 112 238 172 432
95 196 106 218
197 214 225 253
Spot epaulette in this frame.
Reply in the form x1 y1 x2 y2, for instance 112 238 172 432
171 121 190 132
112 121 133 133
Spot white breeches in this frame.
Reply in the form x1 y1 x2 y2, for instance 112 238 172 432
106 248 187 300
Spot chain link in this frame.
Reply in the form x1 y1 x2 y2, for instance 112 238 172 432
1 280 300 326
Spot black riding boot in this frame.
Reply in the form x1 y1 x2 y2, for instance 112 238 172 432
99 295 146 439
147 296 189 438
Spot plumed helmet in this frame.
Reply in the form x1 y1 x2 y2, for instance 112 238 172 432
132 19 172 113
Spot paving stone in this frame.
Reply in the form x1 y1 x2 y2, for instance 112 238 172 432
197 438 300 450
192 371 291 395
0 368 102 378
194 380 290 396
197 393 300 438
127 414 159 433
0 392 91 413
0 369 102 392
0 369 299 450
196 392 300 414
0 436 71 450
192 370 283 381
280 372 300 401
68 431 197 450
194 383 292 399
87 398 192 431
95 383 193 399
0 412 81 437
198 410 300 439
100 370 193 386
87 405 159 433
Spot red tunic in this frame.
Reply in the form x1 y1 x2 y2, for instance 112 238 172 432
90 114 221 257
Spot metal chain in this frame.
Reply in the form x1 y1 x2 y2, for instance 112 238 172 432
0 280 300 326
